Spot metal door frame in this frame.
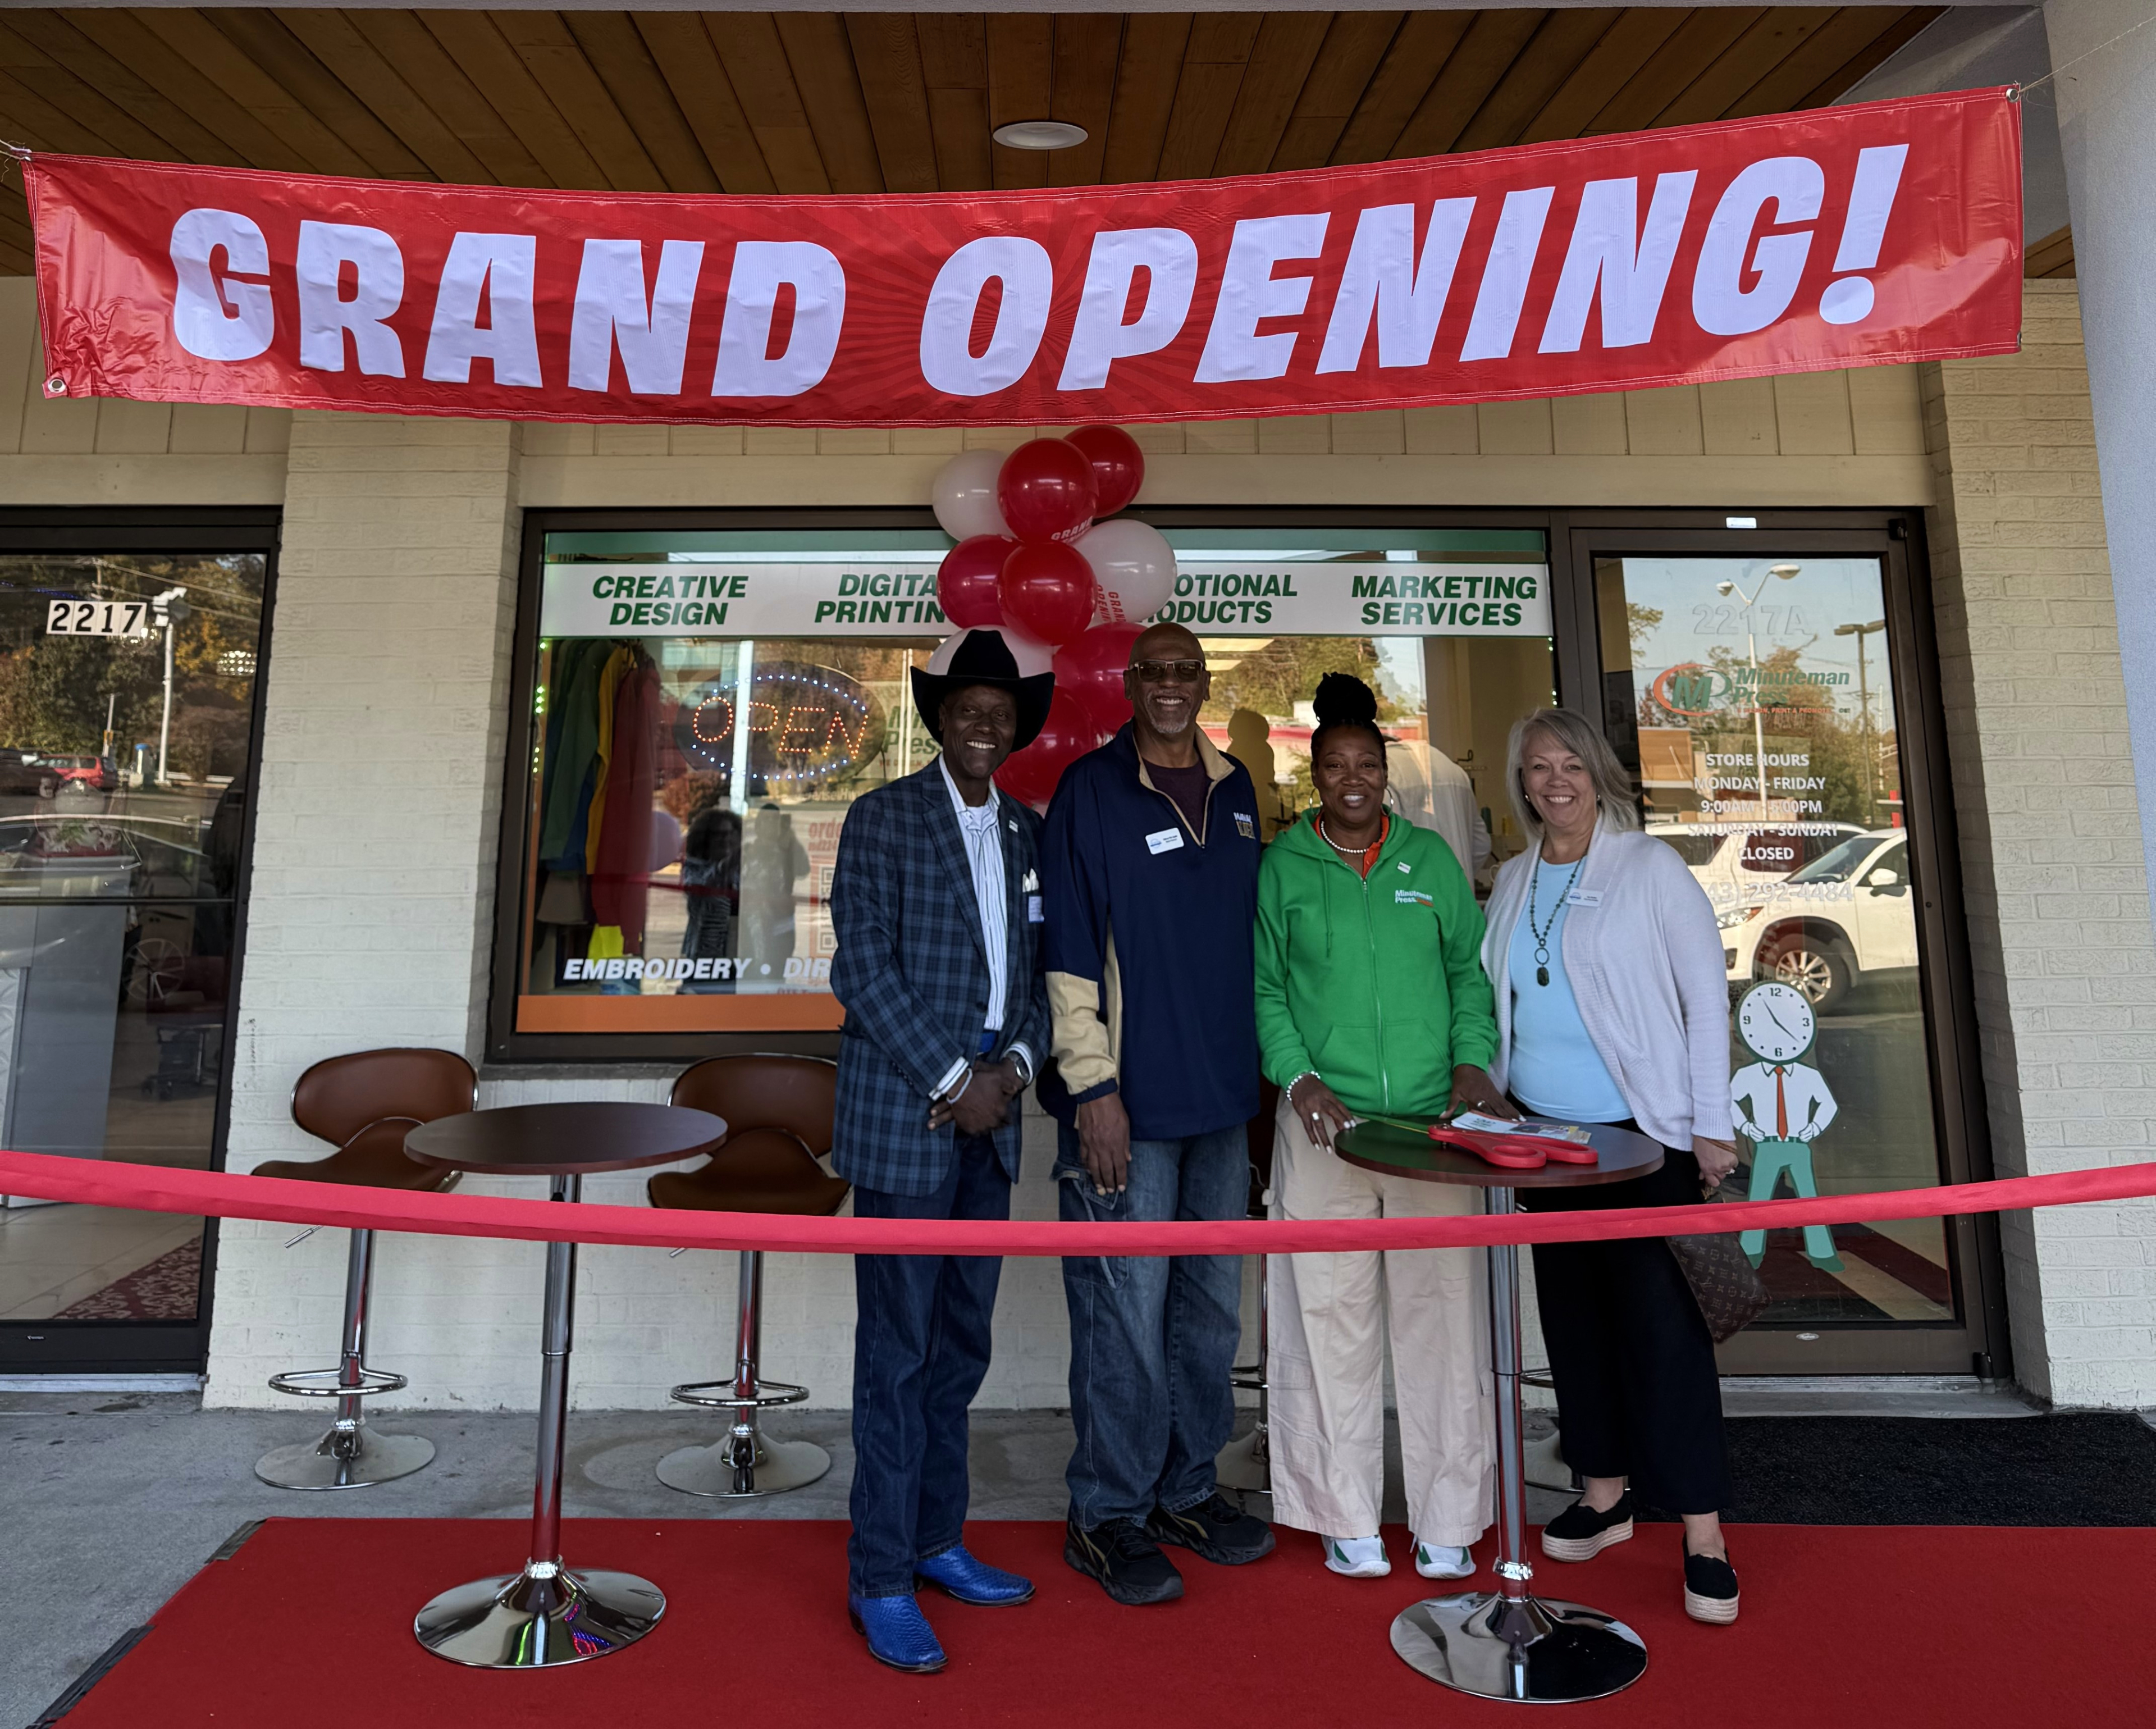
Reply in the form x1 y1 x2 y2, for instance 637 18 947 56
1556 509 2007 1377
0 508 281 1376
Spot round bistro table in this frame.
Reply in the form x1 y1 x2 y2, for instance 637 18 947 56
1335 1117 1663 1705
403 1100 727 1669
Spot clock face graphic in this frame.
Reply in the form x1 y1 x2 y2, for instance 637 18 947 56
1737 982 1816 1063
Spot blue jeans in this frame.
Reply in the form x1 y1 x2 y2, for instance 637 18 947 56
1056 1120 1247 1528
848 1132 1010 1598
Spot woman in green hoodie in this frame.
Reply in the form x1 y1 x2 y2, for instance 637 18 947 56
1254 673 1508 1584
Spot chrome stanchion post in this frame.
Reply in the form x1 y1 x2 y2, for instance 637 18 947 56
417 1171 666 1666
1488 1189 1531 1605
527 1173 578 1571
1388 1180 1648 1703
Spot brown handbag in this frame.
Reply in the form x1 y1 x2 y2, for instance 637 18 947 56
1664 1181 1769 1343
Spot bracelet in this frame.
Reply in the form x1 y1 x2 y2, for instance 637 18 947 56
943 1067 975 1105
1285 1071 1322 1105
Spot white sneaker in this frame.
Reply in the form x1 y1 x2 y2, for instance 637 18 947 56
1414 1540 1476 1581
1322 1534 1391 1578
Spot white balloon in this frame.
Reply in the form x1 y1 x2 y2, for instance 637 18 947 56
931 449 1011 542
925 624 1054 680
1078 518 1176 627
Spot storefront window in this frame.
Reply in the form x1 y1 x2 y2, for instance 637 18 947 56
513 524 1553 1039
1596 555 1951 1327
0 551 265 1336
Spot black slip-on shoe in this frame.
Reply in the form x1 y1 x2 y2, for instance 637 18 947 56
1064 1513 1185 1605
1146 1493 1277 1566
1684 1549 1741 1625
1539 1492 1635 1562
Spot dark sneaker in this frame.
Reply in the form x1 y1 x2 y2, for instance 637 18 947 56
1064 1513 1185 1605
1540 1492 1634 1562
1683 1549 1741 1625
1146 1493 1277 1566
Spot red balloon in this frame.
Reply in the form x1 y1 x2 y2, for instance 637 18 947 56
1053 622 1144 737
997 540 1098 648
1066 425 1145 517
997 437 1098 544
995 688 1100 809
937 535 1011 629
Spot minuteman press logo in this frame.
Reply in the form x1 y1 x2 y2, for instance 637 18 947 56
1652 660 1850 717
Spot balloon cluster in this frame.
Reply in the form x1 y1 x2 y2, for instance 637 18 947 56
931 426 1176 806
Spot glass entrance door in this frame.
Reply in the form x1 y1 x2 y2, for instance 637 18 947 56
1577 522 2002 1375
0 518 274 1374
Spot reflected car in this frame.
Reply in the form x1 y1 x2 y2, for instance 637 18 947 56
0 750 58 799
1719 829 1920 1010
1648 820 1865 916
48 755 121 792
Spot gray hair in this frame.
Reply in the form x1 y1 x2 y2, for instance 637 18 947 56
1505 708 1640 843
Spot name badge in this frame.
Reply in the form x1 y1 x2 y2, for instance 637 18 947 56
1146 827 1185 855
1566 888 1602 908
1027 895 1044 924
1234 813 1257 840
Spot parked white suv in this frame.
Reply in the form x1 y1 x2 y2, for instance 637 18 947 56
1719 829 1919 1009
1648 820 1865 915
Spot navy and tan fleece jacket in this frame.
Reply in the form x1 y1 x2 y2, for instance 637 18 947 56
1038 726 1263 1140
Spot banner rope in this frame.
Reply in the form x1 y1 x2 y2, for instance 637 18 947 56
3 1148 2153 1259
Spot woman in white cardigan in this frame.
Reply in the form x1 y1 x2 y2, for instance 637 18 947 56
1479 707 1744 1626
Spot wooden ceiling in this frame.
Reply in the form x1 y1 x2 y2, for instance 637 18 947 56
0 7 1943 275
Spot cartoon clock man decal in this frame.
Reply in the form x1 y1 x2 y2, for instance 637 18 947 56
1729 981 1843 1272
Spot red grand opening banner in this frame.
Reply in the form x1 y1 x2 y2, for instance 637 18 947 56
23 88 2021 430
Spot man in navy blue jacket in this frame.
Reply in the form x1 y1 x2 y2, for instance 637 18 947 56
1040 621 1276 1605
829 628 1053 1671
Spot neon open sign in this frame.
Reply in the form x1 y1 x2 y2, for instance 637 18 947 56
673 660 887 790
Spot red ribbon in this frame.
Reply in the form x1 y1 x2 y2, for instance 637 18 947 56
2 1148 2149 1258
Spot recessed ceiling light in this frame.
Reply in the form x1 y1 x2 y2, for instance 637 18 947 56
993 120 1088 151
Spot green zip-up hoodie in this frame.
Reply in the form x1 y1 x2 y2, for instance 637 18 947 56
1254 811 1498 1120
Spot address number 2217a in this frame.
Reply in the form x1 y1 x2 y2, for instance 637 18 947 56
47 600 149 637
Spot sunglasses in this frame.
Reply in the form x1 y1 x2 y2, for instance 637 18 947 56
1130 658 1205 683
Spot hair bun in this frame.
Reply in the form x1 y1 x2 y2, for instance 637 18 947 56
1313 672 1379 728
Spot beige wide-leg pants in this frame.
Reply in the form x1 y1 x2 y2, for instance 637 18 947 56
1267 1093 1494 1545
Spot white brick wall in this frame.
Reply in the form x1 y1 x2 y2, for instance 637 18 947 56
1922 279 2156 1407
204 410 527 1407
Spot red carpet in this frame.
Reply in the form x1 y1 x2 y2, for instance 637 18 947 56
66 1518 2156 1727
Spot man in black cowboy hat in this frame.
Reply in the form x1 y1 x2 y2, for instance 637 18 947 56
828 626 1056 1674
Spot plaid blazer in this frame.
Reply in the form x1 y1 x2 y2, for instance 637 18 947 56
829 762 1050 1198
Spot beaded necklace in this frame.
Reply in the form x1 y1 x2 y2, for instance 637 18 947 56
1525 848 1587 987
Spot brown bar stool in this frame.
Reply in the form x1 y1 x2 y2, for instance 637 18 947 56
252 1048 476 1490
650 1054 848 1498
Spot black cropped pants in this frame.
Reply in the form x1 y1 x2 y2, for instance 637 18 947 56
1520 1136 1730 1516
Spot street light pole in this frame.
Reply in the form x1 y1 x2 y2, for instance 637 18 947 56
1834 618 1888 818
1716 563 1801 819
151 586 190 787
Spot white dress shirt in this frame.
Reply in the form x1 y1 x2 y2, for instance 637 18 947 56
932 757 1034 1100
1730 1061 1838 1142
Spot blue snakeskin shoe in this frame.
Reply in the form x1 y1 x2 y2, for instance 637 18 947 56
916 1543 1035 1605
848 1593 947 1672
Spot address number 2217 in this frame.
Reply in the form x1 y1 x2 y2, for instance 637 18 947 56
47 600 150 637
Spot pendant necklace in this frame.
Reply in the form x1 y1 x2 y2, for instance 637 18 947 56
1525 847 1587 987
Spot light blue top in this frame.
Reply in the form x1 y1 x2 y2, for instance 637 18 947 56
1506 858 1632 1124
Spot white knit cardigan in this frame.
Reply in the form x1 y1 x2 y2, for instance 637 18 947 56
1480 820 1734 1150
